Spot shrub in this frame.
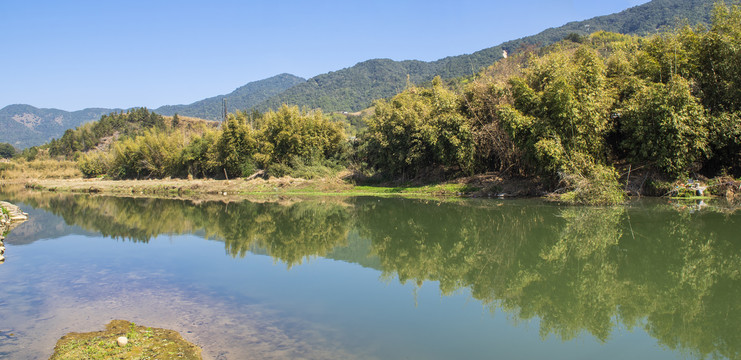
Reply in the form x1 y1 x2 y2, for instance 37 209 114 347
621 75 709 177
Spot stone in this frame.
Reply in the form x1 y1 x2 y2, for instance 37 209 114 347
117 336 128 347
0 255 5 263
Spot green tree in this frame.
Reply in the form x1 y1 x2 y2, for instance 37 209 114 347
695 3 741 113
621 75 709 177
499 47 614 174
360 77 475 178
255 105 347 168
216 113 257 178
0 143 16 158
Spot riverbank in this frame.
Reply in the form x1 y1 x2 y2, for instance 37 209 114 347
5 169 739 204
12 172 546 201
0 200 29 263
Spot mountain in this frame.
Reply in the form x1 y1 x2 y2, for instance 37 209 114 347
0 105 120 149
255 0 716 112
2 0 718 148
154 73 305 120
0 74 305 149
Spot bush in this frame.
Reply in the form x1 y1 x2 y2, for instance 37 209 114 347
621 76 709 177
558 162 625 205
256 105 347 167
360 77 475 178
77 151 110 178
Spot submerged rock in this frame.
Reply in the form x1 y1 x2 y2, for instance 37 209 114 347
50 320 202 360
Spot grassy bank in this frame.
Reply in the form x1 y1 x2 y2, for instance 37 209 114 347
9 170 546 202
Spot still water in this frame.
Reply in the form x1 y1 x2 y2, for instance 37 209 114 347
0 190 739 359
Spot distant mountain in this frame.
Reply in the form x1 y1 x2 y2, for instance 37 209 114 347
154 73 306 120
3 0 717 148
256 0 716 112
0 105 120 149
0 74 305 149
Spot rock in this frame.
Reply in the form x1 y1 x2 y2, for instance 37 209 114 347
51 320 202 359
117 336 128 347
0 255 4 263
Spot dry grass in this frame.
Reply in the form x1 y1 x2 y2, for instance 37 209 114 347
0 158 81 180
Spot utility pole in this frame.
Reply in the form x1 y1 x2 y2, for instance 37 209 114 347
223 98 228 122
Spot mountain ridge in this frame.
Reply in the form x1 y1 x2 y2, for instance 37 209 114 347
1 0 718 149
254 0 716 112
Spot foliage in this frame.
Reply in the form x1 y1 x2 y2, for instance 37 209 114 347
181 129 219 178
360 77 475 178
48 108 166 158
461 56 524 172
255 105 347 168
694 3 741 113
77 151 111 178
104 129 185 179
215 113 257 179
621 75 709 177
557 161 626 205
0 143 16 158
500 47 614 173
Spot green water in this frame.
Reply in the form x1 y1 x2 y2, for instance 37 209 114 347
0 190 739 359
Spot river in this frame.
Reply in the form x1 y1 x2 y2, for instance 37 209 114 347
0 189 738 359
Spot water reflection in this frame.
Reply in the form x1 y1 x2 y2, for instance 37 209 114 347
3 189 740 359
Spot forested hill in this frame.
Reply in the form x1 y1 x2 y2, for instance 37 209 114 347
1 74 304 149
154 73 305 120
0 105 120 149
2 0 718 148
256 0 717 112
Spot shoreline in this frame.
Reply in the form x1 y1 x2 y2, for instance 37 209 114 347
11 173 547 202
4 172 739 205
0 200 29 263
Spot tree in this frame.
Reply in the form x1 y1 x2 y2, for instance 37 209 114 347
621 75 709 177
0 143 16 159
499 46 614 174
695 3 741 113
255 105 346 167
216 113 257 178
360 77 475 178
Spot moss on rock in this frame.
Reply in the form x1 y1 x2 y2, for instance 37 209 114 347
50 320 202 360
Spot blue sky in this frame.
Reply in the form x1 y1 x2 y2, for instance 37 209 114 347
1 0 649 111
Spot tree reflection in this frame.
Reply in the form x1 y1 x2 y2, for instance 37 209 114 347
4 191 351 268
4 189 740 358
354 198 741 359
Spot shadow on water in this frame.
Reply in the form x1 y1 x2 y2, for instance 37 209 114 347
3 187 741 359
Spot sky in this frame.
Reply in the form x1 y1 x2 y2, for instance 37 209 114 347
0 0 650 111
